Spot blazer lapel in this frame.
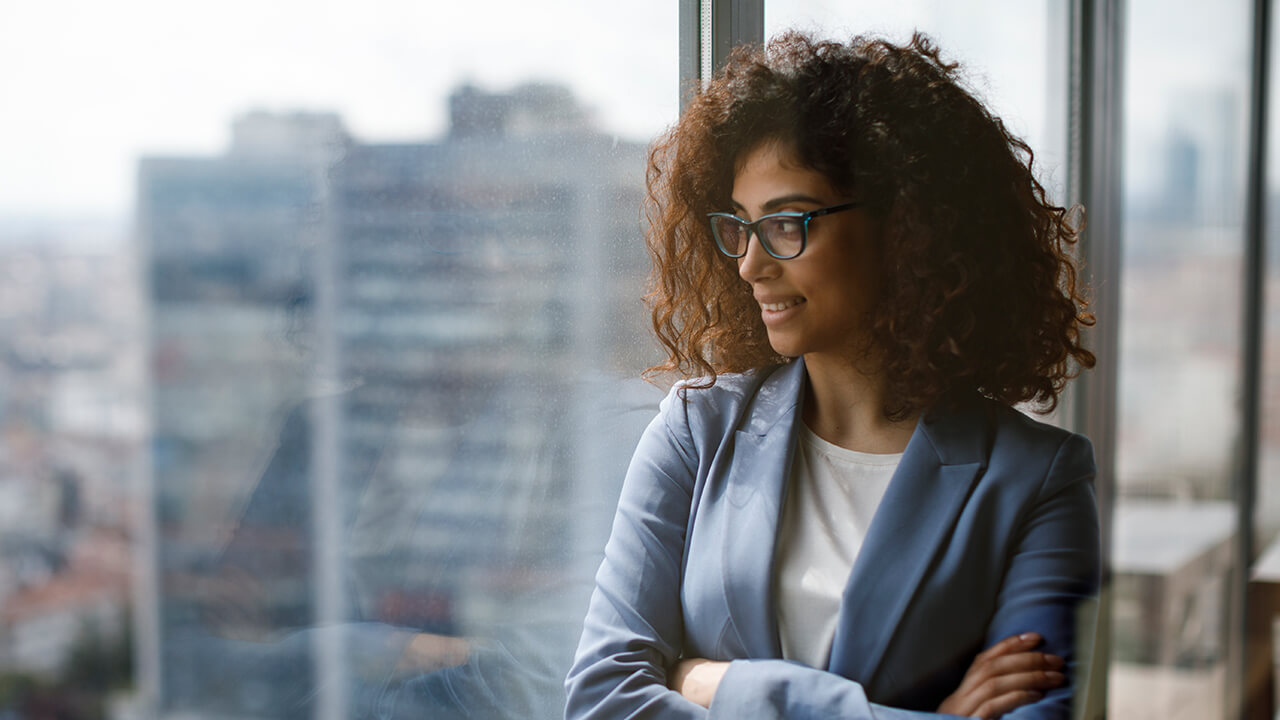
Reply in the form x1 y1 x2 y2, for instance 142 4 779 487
717 360 806 658
826 398 989 684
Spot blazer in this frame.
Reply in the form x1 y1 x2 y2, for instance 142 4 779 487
565 359 1100 720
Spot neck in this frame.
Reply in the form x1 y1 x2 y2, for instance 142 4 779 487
800 351 919 454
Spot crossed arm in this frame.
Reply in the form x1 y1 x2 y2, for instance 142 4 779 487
564 397 1099 720
671 632 1067 719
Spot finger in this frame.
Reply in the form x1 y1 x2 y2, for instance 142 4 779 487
953 667 1064 716
981 650 1065 678
951 637 1055 707
975 690 1045 720
982 669 1066 697
966 650 1063 692
971 633 1043 667
952 655 1064 711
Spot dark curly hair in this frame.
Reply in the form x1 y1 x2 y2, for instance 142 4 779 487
644 30 1095 419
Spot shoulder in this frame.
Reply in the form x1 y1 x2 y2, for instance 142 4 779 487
973 398 1097 496
645 362 803 469
993 400 1093 460
660 362 801 434
666 367 771 413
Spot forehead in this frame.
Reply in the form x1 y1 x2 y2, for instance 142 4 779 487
731 140 840 208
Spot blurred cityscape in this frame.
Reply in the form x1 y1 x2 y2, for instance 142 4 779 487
0 82 665 718
0 77 1275 718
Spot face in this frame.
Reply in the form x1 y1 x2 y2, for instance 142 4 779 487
730 140 881 361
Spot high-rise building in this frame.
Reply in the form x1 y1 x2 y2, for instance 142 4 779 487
137 86 656 719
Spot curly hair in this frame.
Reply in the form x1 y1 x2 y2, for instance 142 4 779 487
644 31 1095 418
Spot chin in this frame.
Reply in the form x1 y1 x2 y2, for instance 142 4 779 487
766 338 804 359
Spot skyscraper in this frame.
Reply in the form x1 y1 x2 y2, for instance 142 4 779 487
138 85 656 718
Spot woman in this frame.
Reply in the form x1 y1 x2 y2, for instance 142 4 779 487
566 31 1099 720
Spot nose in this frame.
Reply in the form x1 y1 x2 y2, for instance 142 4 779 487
737 230 780 284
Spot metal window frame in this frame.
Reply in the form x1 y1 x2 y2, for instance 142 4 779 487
678 0 764 110
1066 1 1125 716
1240 0 1272 716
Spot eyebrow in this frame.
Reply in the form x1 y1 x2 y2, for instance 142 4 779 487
729 193 828 214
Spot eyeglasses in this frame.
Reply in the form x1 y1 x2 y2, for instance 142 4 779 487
706 202 860 260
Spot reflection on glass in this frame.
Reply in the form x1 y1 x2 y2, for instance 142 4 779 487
4 1 681 714
140 79 672 717
1111 1 1250 718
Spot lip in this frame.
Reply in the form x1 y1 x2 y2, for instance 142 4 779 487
756 295 806 325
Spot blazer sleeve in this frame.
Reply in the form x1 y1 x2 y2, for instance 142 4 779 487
564 388 710 719
708 432 1100 720
980 432 1100 719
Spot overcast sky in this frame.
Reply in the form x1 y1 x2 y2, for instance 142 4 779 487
0 0 1250 221
0 1 678 218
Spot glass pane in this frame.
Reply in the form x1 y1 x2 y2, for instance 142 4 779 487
1111 1 1251 718
1 3 676 717
767 0 1070 205
764 0 1091 711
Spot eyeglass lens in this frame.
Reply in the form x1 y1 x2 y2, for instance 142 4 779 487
712 215 805 258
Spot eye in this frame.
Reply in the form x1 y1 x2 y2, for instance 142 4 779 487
764 216 804 238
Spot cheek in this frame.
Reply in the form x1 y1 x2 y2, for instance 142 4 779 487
844 247 881 302
827 265 879 326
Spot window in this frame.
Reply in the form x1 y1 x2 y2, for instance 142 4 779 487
3 3 675 717
3 2 1279 717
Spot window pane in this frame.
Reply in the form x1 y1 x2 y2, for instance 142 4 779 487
766 0 1070 205
1 3 676 717
1111 1 1252 717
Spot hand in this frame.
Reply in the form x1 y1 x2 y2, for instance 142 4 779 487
669 657 730 708
936 633 1065 719
395 632 471 675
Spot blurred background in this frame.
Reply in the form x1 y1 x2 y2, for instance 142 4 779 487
0 0 1276 718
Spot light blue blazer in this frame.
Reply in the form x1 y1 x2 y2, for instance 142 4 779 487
565 359 1099 719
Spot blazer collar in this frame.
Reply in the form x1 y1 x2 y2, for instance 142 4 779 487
737 359 807 437
826 400 988 684
718 360 805 658
718 358 991 679
731 358 993 463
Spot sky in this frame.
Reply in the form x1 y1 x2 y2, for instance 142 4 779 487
0 0 1252 221
0 1 678 218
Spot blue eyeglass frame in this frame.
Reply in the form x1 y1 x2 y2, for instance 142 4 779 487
706 201 861 259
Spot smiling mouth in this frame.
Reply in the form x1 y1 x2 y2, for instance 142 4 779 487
761 298 806 312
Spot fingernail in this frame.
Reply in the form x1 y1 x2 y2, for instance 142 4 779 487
1019 632 1039 642
1046 671 1065 683
1045 654 1064 669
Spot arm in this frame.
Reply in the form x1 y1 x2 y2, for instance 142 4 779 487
566 389 1038 720
705 433 1100 720
976 433 1100 718
675 633 1065 718
564 390 710 719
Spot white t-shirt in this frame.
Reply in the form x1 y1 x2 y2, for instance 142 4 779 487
774 423 902 668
